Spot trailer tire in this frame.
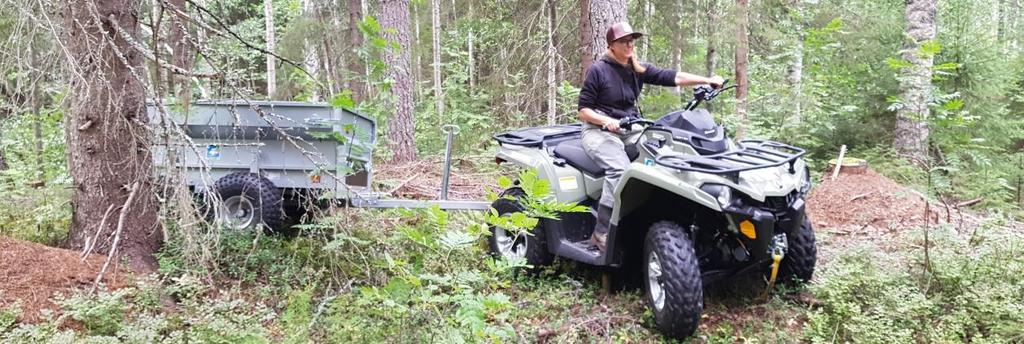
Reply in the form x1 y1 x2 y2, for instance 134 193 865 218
487 188 553 270
214 172 285 233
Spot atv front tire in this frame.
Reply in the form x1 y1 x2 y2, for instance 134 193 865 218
779 216 817 282
643 221 703 339
213 172 285 233
487 188 553 269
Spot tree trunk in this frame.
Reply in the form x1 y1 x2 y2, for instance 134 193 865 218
581 0 626 75
704 0 717 111
547 0 557 125
302 0 320 101
671 0 684 95
61 0 162 272
381 0 417 162
579 0 592 81
348 0 365 101
640 0 651 61
265 0 276 99
167 0 192 106
431 0 444 124
734 0 749 138
788 0 805 125
32 72 44 184
894 0 937 161
997 0 1006 43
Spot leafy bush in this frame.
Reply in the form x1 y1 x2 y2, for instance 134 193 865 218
806 216 1024 343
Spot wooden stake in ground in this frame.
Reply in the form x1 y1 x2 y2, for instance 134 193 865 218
832 144 847 181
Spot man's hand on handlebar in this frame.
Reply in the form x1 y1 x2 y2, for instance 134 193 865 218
708 75 725 89
601 119 622 133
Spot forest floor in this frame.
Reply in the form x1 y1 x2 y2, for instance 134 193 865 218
0 162 1011 342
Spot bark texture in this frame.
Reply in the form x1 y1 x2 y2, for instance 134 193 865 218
431 0 444 124
704 0 717 111
347 0 365 101
265 0 276 99
580 0 626 74
734 0 750 138
167 0 192 105
381 0 417 162
894 0 937 161
61 0 162 271
547 0 557 124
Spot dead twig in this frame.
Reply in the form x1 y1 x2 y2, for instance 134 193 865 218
92 182 141 293
849 192 874 202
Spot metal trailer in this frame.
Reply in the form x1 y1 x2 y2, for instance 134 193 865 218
149 100 490 232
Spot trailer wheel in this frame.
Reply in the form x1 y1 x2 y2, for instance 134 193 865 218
214 172 285 233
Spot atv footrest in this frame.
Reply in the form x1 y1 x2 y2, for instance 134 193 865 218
653 139 806 181
554 239 604 265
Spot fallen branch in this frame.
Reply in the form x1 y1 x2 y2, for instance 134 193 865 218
849 191 874 202
955 197 983 208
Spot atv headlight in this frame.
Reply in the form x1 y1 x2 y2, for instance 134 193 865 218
799 166 812 194
700 184 734 207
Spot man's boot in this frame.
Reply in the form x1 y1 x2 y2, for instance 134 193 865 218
588 204 613 252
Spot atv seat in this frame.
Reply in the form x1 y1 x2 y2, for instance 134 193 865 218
552 139 639 177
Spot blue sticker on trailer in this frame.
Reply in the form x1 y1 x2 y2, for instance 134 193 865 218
206 145 221 159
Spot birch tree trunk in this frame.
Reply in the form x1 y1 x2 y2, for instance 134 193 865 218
735 0 750 138
61 0 162 271
894 0 938 161
581 0 626 74
431 0 444 124
264 0 276 99
381 0 417 162
547 0 557 125
788 0 805 125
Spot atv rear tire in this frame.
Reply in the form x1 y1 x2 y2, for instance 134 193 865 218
487 188 553 269
214 172 285 233
643 221 703 339
779 216 817 282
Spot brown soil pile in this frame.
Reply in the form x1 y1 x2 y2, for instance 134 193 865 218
807 168 943 234
0 237 127 323
374 156 500 201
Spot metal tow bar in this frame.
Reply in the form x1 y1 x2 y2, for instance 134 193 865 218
440 124 460 200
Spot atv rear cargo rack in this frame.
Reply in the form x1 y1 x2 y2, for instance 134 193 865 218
493 124 582 148
654 139 806 182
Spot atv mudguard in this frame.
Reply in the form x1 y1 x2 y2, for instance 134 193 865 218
610 164 723 225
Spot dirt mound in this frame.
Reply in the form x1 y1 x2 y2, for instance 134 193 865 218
0 237 127 323
807 168 941 234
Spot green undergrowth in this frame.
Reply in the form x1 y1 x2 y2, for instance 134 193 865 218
2 173 1023 343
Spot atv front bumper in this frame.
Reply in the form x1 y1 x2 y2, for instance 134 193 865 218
721 195 806 262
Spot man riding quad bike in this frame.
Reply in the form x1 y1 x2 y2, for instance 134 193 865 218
488 81 817 339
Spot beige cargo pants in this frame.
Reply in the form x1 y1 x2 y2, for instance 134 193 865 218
581 121 642 208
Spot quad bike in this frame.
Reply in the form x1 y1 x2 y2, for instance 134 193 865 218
488 81 817 339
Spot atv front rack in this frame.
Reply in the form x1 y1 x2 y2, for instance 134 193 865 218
654 139 806 182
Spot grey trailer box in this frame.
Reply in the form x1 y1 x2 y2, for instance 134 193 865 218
149 100 376 199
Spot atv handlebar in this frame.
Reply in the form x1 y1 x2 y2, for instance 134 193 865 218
619 117 656 131
684 80 737 111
